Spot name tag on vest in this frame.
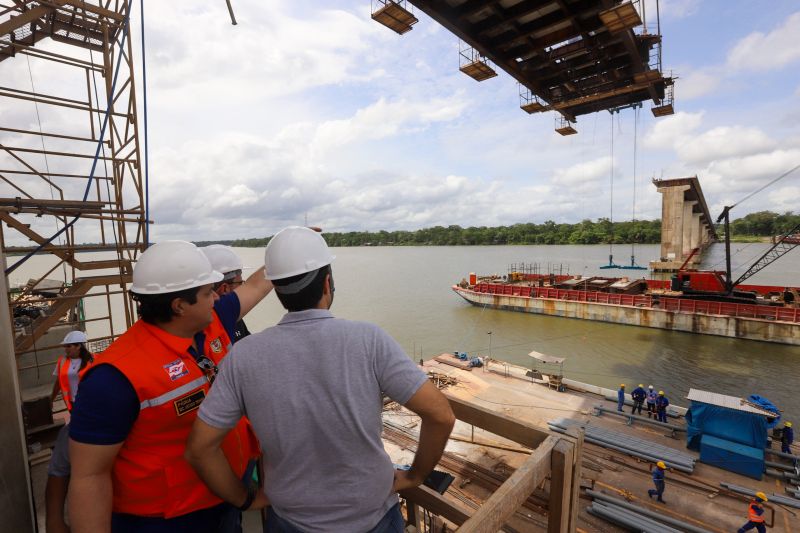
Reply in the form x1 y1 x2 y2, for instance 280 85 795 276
174 389 206 416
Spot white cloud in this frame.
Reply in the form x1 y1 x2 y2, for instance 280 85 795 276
676 126 776 165
552 156 611 186
727 12 800 71
643 111 704 149
676 69 720 100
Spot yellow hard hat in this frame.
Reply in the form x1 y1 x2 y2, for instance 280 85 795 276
786 421 793 428
755 491 768 502
658 391 665 395
638 384 644 388
656 461 666 469
620 383 625 388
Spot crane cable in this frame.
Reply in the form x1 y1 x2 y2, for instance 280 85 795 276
731 163 800 210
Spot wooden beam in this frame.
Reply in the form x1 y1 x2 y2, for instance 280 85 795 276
547 439 575 533
567 428 584 533
458 435 559 533
0 6 52 37
399 485 471 525
445 393 550 447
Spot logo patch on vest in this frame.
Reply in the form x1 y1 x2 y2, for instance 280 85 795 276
209 338 223 354
163 359 189 381
174 389 206 416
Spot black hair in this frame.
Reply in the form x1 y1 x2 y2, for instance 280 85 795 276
79 345 93 370
273 265 330 312
133 286 202 325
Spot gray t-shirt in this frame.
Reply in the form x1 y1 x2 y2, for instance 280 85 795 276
198 309 427 533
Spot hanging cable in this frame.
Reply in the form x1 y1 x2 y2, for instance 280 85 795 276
731 163 800 210
140 0 150 247
89 50 119 253
631 106 638 260
25 54 68 283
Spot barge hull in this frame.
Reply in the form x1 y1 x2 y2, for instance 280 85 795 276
453 287 800 346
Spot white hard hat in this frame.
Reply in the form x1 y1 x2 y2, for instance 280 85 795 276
200 245 243 279
131 240 223 295
265 226 335 281
62 330 88 344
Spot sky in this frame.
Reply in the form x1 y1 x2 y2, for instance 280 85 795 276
2 1 800 241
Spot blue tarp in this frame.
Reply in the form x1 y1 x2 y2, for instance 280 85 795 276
747 395 781 428
699 434 764 480
686 401 768 451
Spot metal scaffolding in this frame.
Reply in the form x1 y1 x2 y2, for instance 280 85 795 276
0 1 145 386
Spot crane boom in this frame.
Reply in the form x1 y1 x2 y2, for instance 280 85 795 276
733 223 800 287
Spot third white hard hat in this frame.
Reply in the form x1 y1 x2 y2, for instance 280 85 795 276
265 226 335 281
131 240 223 295
62 330 88 344
201 245 243 278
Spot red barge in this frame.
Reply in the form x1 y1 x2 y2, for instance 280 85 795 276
453 270 800 345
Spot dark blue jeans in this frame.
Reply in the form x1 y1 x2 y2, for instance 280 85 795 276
738 521 766 533
648 480 665 502
264 502 404 533
112 503 240 533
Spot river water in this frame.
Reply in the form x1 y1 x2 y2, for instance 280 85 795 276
9 243 800 417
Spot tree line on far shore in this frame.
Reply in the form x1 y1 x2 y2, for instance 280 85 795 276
205 210 799 248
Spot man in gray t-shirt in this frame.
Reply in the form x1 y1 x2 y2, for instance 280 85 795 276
187 227 455 533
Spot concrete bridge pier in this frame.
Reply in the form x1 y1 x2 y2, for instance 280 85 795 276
650 177 717 272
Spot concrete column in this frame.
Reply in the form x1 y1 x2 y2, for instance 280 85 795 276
0 249 36 533
658 185 690 261
682 201 698 256
690 213 702 250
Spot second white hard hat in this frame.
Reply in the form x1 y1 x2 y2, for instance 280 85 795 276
62 330 88 344
265 226 335 281
131 240 223 295
200 245 243 278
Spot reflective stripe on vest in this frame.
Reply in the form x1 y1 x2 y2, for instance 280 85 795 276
139 376 209 410
749 502 765 522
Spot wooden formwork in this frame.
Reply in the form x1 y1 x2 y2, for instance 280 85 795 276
401 395 583 532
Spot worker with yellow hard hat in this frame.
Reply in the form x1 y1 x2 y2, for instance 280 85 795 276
782 421 794 454
617 384 626 412
737 492 768 533
647 460 667 503
655 390 670 423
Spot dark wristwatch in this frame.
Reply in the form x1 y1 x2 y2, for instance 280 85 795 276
237 485 257 511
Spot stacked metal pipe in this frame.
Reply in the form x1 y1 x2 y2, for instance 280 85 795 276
548 418 697 474
586 490 713 533
720 482 800 509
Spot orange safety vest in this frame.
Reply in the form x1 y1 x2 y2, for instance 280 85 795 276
55 354 93 411
748 501 765 523
98 315 260 518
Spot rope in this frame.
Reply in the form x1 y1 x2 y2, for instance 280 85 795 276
4 3 135 275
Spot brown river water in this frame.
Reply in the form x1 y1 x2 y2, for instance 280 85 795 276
9 243 800 419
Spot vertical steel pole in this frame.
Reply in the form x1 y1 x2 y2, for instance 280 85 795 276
0 247 36 533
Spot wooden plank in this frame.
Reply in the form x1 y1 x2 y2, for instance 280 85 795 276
567 428 584 533
399 485 471 525
406 502 423 531
547 439 574 533
458 435 558 533
444 393 550 447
